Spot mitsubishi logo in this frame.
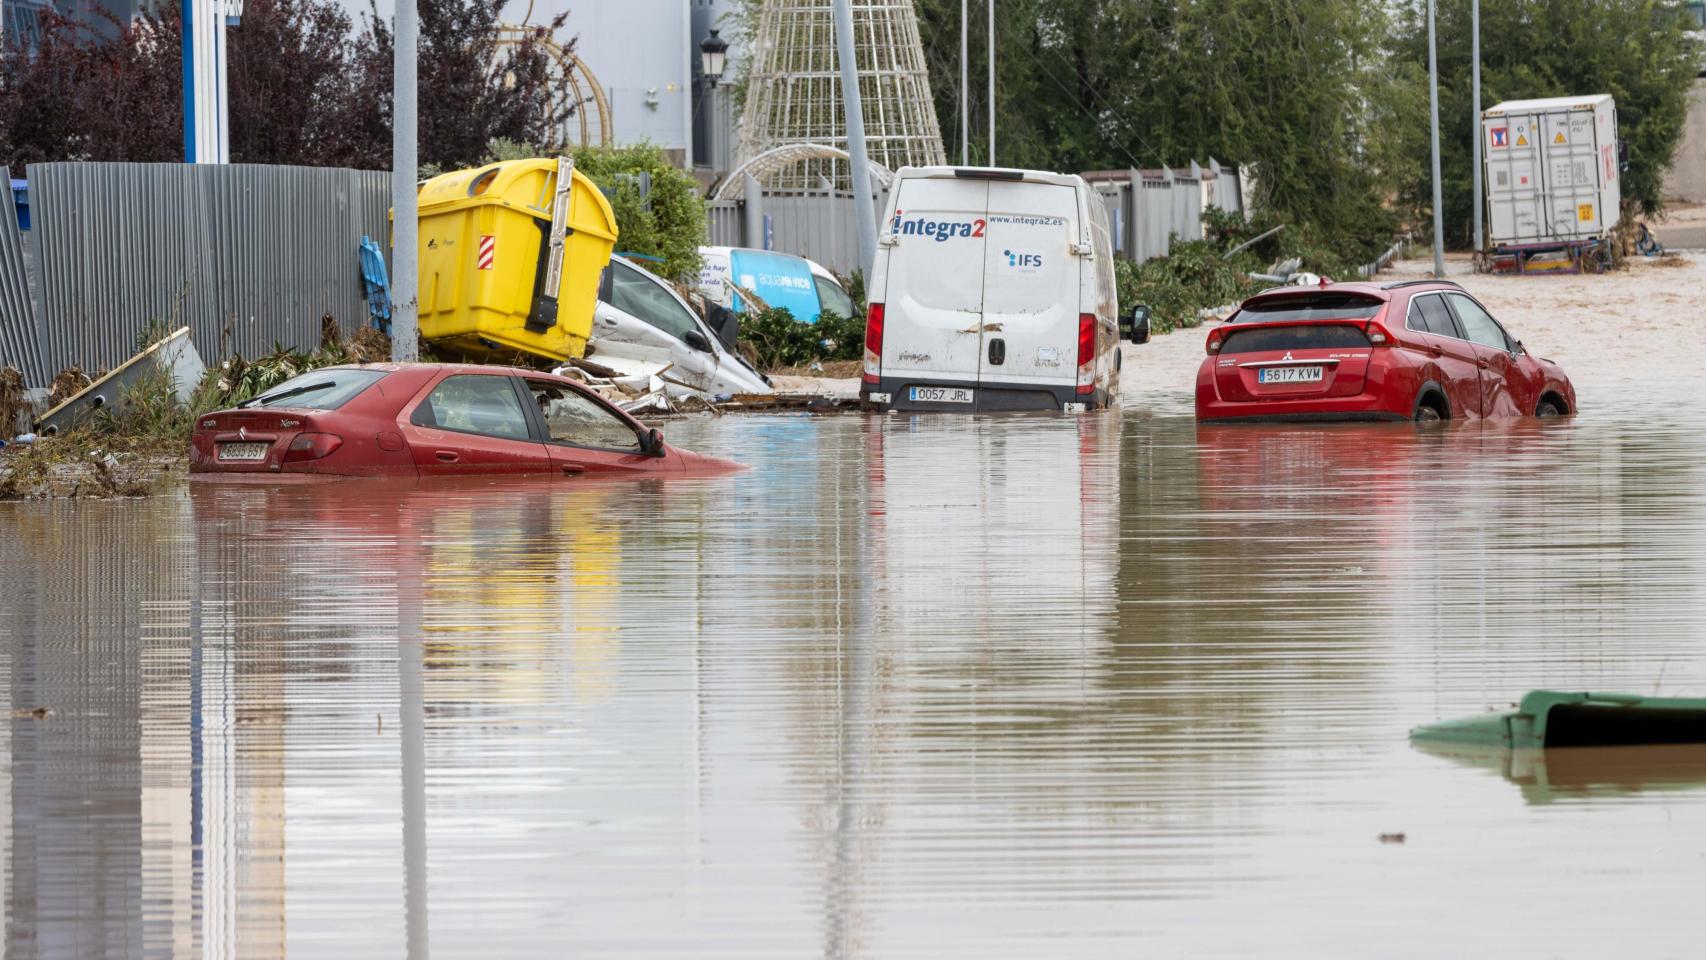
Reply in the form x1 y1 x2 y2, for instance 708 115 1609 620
1282 351 1294 361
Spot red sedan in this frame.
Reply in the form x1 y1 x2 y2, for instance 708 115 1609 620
1195 280 1575 423
190 363 743 477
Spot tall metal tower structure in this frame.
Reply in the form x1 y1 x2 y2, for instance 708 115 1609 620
736 0 946 193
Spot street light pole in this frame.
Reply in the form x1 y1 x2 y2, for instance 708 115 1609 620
833 0 877 278
1427 0 1446 278
1471 0 1483 252
960 0 968 165
391 0 419 361
987 0 995 166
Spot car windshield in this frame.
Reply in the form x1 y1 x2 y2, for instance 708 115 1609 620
1230 294 1382 323
815 275 856 320
241 368 385 410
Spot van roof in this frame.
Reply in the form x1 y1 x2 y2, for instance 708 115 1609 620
891 165 1087 189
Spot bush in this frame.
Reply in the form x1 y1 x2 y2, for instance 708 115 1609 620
737 307 864 370
1115 240 1261 336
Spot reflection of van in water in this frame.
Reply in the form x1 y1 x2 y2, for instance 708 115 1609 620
698 246 857 322
861 167 1122 412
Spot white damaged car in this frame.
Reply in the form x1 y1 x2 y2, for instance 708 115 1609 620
577 256 772 398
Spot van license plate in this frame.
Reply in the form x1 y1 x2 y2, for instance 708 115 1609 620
909 387 974 404
218 442 270 461
1258 366 1323 384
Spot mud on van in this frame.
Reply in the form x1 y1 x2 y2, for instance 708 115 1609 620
860 166 1136 412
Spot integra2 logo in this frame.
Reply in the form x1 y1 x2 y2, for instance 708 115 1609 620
891 210 986 242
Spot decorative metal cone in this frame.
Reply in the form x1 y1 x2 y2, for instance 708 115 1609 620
736 0 947 193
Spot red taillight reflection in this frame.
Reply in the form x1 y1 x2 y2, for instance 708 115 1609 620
863 303 885 385
284 432 343 462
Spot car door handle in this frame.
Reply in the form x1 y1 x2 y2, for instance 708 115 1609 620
1428 347 1443 357
561 465 584 476
435 450 459 462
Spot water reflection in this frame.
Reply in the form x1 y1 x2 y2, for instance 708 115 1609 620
0 400 1704 956
1412 742 1706 805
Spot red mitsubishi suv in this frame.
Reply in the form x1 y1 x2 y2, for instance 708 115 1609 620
1194 280 1575 423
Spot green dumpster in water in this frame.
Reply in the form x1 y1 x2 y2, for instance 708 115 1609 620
1410 690 1706 749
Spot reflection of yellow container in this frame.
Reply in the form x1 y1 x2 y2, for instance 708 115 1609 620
415 158 618 362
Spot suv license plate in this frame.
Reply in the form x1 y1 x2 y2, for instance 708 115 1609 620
1258 366 1323 384
909 387 974 404
218 441 270 461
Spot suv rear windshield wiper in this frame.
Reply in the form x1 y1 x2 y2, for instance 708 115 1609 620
240 381 336 408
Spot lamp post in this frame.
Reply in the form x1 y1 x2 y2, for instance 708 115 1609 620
698 29 729 169
699 29 729 87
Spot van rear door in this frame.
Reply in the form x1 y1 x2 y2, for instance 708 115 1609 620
880 177 990 387
978 182 1080 392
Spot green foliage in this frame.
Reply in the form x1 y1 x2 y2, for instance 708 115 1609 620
737 308 864 370
1115 242 1260 336
1389 0 1700 244
564 142 706 283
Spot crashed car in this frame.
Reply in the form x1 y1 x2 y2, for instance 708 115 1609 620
581 256 772 399
190 363 744 477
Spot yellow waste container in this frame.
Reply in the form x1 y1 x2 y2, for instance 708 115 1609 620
413 158 619 363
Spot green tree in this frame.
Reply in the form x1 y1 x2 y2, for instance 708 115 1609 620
483 139 706 282
1390 0 1700 246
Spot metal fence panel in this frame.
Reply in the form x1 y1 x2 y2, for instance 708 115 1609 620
1171 177 1203 245
702 189 889 277
28 162 390 380
0 183 46 384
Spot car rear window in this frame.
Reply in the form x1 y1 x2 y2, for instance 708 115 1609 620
1219 325 1371 354
240 368 386 410
1230 294 1382 323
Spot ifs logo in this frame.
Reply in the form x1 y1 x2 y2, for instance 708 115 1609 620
1003 249 1043 272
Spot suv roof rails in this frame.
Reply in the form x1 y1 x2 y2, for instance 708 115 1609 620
1381 278 1463 291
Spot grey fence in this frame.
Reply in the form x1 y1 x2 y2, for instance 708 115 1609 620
24 162 389 383
706 190 890 276
0 183 45 384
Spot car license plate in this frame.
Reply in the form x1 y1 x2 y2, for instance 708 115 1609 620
909 386 974 403
1258 366 1323 384
218 441 270 461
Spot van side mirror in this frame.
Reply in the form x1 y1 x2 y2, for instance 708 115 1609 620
1122 305 1151 344
640 427 666 457
683 330 712 353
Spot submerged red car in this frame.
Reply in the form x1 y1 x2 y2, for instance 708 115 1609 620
1195 280 1575 423
190 363 743 477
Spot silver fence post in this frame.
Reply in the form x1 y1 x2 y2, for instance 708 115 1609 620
1427 0 1446 278
390 0 419 361
833 0 878 278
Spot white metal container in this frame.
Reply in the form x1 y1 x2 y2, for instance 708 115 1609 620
1482 94 1619 247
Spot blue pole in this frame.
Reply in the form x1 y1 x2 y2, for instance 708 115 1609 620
181 0 196 161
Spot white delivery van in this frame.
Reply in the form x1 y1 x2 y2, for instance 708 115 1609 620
1482 94 1620 246
861 166 1128 412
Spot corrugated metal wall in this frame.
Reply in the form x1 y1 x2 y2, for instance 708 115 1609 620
0 184 46 384
28 163 389 379
705 191 890 276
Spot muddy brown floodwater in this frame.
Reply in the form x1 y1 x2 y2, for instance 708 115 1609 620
3 349 1706 956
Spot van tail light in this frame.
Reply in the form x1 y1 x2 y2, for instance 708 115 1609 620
284 432 343 462
1076 313 1096 396
1206 330 1224 355
1366 321 1394 346
863 302 884 385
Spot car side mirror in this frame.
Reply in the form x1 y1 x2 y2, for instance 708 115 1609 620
1121 305 1151 344
683 330 712 353
641 427 666 457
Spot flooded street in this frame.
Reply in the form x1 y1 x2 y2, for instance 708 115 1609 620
4 371 1706 956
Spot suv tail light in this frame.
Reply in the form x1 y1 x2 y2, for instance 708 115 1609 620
284 432 343 462
863 302 884 385
1206 329 1224 355
1365 320 1394 346
1076 313 1096 396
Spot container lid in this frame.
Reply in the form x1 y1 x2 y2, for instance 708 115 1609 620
1484 94 1614 116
